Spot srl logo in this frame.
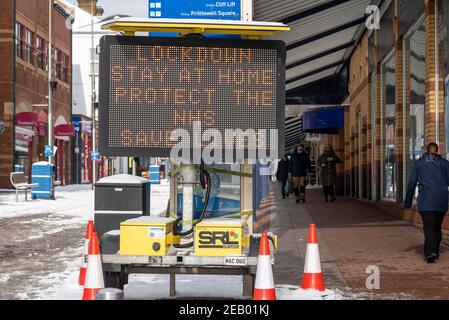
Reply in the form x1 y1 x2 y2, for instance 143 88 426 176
198 231 239 248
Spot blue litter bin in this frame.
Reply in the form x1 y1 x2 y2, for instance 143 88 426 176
149 165 160 184
14 165 24 172
31 161 55 199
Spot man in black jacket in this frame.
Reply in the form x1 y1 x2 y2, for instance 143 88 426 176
404 142 449 263
289 144 311 203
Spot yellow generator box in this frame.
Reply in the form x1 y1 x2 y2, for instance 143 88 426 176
195 219 244 256
120 216 176 256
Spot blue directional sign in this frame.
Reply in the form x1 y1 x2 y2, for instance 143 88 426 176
91 151 99 161
72 116 81 133
149 0 242 20
149 0 242 38
44 145 54 157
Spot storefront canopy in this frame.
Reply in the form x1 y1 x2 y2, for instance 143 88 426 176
302 107 344 134
15 112 38 127
54 124 75 137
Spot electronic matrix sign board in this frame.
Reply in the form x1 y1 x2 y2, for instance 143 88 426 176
99 36 285 158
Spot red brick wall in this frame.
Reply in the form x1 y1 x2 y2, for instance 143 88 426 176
0 0 72 188
0 0 15 187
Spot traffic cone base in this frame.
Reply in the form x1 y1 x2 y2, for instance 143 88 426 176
253 288 276 300
253 233 276 300
82 287 101 301
301 273 325 291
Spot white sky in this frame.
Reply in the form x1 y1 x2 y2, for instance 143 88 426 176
68 0 149 18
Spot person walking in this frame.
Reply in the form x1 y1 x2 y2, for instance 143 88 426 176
289 144 311 203
318 144 342 203
276 155 290 199
404 142 449 263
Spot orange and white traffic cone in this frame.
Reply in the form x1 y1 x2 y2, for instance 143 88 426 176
253 233 276 300
82 232 104 300
78 220 94 286
301 224 325 291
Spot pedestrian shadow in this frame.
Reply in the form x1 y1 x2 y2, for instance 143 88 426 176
403 244 424 257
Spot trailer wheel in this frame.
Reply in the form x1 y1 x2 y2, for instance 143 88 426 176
103 271 125 290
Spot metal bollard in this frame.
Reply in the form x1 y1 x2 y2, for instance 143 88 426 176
95 288 124 300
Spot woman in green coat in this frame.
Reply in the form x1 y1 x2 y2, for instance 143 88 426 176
318 144 342 202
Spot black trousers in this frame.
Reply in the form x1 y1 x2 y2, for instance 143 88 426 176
323 185 335 200
280 180 287 197
419 212 446 257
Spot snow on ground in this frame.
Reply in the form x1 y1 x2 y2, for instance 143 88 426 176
0 184 94 221
276 285 342 300
0 179 344 300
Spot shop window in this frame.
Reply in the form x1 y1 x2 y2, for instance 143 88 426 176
55 48 62 80
382 52 396 199
25 29 33 64
35 36 45 70
404 20 426 188
15 23 23 60
63 54 70 83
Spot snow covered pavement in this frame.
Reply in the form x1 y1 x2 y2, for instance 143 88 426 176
0 181 342 300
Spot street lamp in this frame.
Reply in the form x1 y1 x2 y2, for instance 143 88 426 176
85 10 130 187
48 0 54 164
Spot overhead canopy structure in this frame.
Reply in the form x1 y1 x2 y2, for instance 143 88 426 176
255 0 380 105
284 117 306 153
101 17 290 37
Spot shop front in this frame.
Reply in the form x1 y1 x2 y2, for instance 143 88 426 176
72 115 92 184
54 123 75 185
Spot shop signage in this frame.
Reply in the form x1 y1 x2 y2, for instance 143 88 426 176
99 36 286 157
54 124 75 137
305 134 321 142
72 117 81 133
149 0 242 20
15 112 38 127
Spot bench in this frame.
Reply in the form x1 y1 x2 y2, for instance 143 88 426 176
10 172 39 202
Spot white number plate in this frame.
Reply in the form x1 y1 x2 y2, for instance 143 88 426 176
224 256 247 266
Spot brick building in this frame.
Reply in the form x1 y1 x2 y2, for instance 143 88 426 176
319 0 449 237
0 0 73 188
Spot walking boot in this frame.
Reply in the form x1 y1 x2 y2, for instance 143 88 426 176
426 253 438 263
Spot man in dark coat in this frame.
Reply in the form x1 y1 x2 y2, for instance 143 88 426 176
318 144 342 202
289 144 311 203
404 142 449 263
276 155 290 199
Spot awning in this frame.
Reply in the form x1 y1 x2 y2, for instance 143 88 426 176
15 112 38 127
254 0 380 100
54 124 75 137
302 107 344 134
15 126 35 142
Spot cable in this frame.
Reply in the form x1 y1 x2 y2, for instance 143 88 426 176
173 161 211 248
